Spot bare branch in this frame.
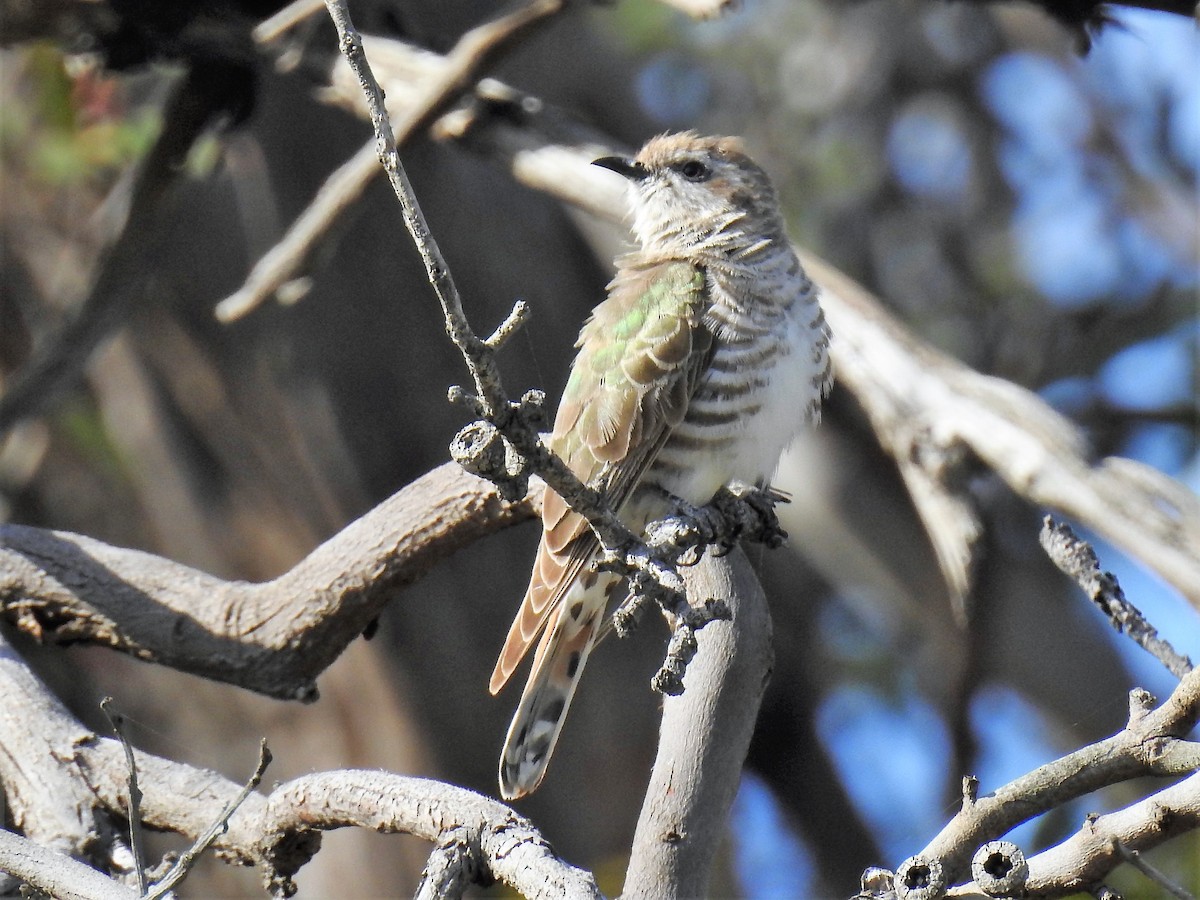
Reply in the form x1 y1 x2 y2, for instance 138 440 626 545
1113 843 1195 900
0 830 138 900
809 257 1200 613
3 629 594 898
252 0 324 45
98 698 148 895
1 463 535 699
217 0 567 322
624 548 773 899
910 667 1200 886
1040 516 1193 678
1019 771 1200 896
143 740 273 900
0 630 119 871
415 825 477 900
260 771 601 899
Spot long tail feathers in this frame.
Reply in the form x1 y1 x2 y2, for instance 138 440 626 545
498 581 604 800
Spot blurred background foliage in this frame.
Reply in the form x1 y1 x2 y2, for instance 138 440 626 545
0 0 1196 896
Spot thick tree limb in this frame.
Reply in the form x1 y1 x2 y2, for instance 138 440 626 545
261 772 601 899
0 633 596 898
808 260 1200 615
1 463 535 700
0 631 122 871
624 547 774 899
0 830 139 900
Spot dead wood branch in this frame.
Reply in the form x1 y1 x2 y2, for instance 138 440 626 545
1 463 535 700
624 547 774 899
217 0 567 322
0 631 596 898
1041 516 1193 677
883 668 1200 895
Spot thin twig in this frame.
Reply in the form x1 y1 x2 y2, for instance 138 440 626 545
219 0 566 322
144 740 272 900
1113 841 1195 900
1040 516 1194 678
99 697 147 896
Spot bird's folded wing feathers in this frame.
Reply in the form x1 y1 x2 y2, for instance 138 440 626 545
489 258 715 693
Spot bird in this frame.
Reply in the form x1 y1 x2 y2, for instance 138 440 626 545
488 131 832 800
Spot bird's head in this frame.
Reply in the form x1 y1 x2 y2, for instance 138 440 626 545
593 132 784 254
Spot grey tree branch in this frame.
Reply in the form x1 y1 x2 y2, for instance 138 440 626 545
143 740 273 900
624 547 774 899
885 670 1200 894
0 831 139 900
261 771 601 899
217 0 567 323
0 630 125 880
1 462 535 700
1040 516 1194 678
0 632 597 899
942 773 1200 898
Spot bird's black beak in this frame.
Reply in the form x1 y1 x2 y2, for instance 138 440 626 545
592 155 648 181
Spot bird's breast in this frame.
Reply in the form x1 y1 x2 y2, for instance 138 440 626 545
645 281 828 508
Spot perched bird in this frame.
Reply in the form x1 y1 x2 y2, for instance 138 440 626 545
489 132 832 800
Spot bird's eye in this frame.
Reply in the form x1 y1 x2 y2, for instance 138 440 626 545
678 160 711 181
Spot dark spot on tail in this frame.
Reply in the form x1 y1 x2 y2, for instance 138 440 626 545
566 651 582 679
541 696 566 724
569 600 584 621
529 730 552 765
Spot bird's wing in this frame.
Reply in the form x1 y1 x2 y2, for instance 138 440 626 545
489 258 714 693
